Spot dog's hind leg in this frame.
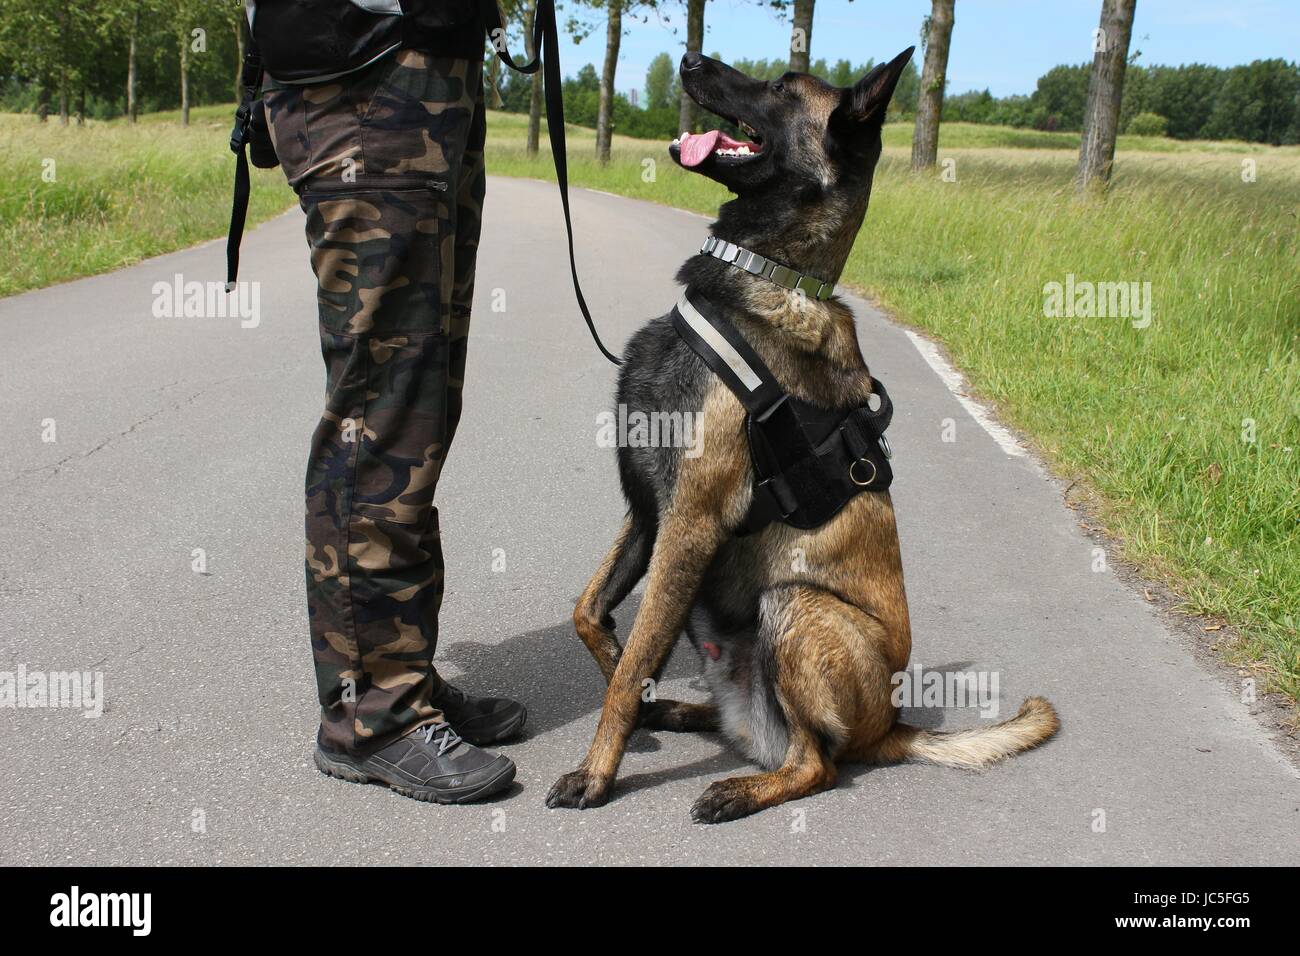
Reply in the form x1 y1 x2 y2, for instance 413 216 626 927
640 698 719 732
574 512 655 682
690 585 891 824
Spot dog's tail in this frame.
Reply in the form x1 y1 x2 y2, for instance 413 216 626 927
858 696 1060 769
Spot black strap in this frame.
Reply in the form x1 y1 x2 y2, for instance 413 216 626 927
670 292 785 417
485 0 621 365
226 46 262 290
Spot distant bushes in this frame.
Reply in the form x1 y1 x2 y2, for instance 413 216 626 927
1126 112 1169 137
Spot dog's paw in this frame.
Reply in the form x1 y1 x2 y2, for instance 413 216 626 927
690 779 762 824
545 768 612 810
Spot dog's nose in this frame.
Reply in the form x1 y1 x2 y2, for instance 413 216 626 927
681 52 704 71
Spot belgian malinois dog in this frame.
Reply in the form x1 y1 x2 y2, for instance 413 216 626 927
547 50 1059 823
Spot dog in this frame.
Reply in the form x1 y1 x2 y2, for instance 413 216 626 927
546 50 1060 823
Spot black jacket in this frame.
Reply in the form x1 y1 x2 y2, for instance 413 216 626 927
248 0 491 83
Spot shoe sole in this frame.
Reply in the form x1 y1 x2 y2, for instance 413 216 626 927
313 749 516 804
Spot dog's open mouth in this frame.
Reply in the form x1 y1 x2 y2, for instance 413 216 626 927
670 120 764 168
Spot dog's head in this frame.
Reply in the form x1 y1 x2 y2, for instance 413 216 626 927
670 48 914 202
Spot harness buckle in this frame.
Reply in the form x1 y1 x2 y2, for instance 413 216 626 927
878 434 892 459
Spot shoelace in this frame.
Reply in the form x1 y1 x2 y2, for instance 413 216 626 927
418 721 462 757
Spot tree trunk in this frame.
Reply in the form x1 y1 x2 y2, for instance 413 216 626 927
57 9 69 125
596 0 622 164
487 50 503 109
524 0 542 156
37 84 50 122
76 86 86 125
911 0 955 170
678 0 704 134
180 38 190 127
1076 0 1137 192
233 18 245 104
127 10 139 123
788 0 815 72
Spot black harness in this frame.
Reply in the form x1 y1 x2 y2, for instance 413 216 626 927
670 291 894 535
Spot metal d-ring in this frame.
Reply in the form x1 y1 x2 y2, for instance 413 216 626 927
849 457 877 487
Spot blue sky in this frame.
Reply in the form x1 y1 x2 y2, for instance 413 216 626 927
552 0 1299 99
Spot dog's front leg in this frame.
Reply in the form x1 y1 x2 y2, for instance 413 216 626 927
547 506 727 809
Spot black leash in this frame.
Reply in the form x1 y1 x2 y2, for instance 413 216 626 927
226 0 623 366
487 0 621 365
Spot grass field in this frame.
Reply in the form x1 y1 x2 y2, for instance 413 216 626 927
5 105 1298 704
0 107 294 297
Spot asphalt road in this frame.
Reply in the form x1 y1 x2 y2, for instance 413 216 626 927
1 177 1295 866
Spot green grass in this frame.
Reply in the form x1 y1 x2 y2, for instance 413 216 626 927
490 111 1300 704
0 111 294 296
4 104 1297 704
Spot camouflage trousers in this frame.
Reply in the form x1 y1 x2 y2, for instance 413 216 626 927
265 51 486 755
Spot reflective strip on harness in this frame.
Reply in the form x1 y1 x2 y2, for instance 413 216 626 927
675 294 764 392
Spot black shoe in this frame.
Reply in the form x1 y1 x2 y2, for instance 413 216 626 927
314 723 515 804
429 680 528 746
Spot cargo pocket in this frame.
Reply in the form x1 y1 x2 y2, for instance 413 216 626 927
350 330 451 531
301 177 452 338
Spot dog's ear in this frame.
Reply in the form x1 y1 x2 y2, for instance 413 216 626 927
832 46 915 129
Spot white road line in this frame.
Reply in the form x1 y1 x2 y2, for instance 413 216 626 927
903 329 1028 458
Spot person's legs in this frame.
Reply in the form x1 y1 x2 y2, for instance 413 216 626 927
266 53 519 777
445 64 487 453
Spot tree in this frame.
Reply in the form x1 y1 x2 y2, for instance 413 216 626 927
569 0 656 163
596 0 623 162
911 0 954 170
126 4 140 121
677 0 704 133
218 0 244 104
1031 64 1089 130
788 0 814 72
1076 0 1137 191
522 0 542 156
163 0 203 126
645 51 674 109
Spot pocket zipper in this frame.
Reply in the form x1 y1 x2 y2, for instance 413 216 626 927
300 174 448 199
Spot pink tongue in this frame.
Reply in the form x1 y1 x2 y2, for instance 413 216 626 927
680 130 721 168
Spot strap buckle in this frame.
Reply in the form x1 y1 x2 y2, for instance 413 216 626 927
229 100 253 153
